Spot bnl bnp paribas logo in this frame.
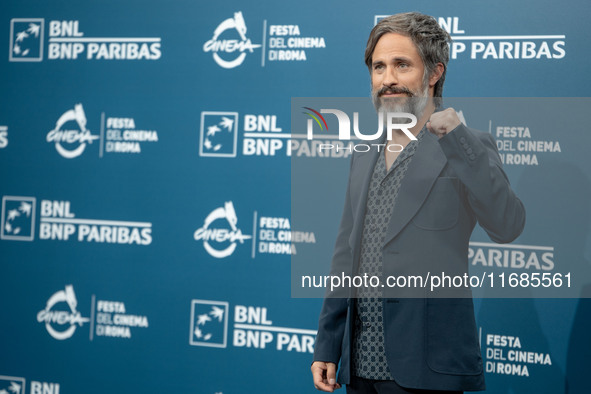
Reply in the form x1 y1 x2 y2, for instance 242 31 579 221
1 196 153 245
199 111 292 158
373 16 565 60
0 196 35 241
9 19 43 61
190 300 316 353
0 376 61 394
198 107 466 159
199 112 239 157
9 18 161 61
0 377 24 394
189 300 229 347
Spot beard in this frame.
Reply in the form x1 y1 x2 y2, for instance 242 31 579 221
371 81 430 122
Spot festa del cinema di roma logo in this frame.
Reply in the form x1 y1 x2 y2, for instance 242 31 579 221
193 201 251 258
46 103 99 158
203 11 261 69
36 285 89 340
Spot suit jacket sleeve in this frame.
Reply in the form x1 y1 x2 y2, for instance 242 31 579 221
438 124 526 243
313 152 356 364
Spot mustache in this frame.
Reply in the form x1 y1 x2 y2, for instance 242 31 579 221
377 86 413 97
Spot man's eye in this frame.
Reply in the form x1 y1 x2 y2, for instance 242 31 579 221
374 64 384 71
398 63 408 68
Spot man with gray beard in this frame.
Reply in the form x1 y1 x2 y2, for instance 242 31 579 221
311 12 525 394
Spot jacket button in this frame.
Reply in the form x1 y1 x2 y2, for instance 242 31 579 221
469 154 476 160
460 137 467 144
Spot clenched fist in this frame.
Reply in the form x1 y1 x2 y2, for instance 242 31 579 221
426 107 461 138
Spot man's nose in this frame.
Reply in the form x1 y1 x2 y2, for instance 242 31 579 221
382 67 398 87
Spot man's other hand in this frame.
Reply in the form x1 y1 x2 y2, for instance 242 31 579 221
311 361 341 392
426 107 461 138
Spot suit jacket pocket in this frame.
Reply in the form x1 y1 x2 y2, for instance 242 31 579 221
412 177 460 230
425 298 483 375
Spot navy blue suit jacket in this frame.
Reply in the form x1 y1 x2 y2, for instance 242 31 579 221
313 124 526 391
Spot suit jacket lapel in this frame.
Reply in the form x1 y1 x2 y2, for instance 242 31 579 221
383 132 447 246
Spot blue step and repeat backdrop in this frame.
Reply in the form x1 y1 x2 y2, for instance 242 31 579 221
1 0 590 393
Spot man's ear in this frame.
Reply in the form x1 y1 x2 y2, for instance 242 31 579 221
429 63 445 87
